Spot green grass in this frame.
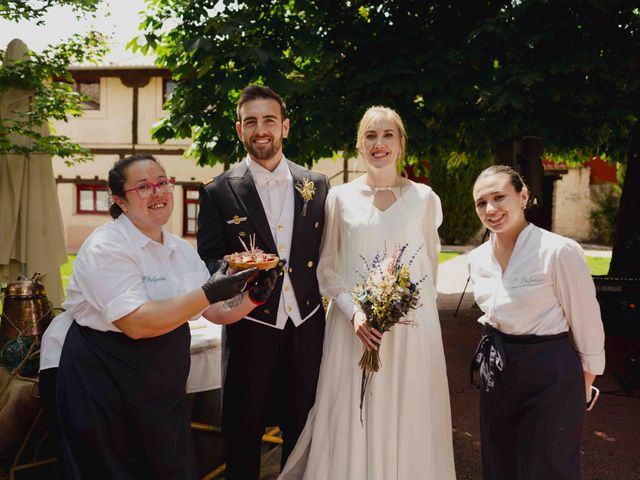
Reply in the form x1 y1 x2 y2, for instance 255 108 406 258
56 253 461 297
438 251 462 264
0 252 610 312
54 253 609 298
59 252 463 294
60 255 76 293
585 256 611 276
437 251 609 276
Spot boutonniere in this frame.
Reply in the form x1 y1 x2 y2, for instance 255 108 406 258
295 177 316 216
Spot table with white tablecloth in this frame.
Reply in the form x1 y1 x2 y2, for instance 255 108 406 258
187 319 225 475
187 318 223 394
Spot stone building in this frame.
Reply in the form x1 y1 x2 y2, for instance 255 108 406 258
548 157 618 242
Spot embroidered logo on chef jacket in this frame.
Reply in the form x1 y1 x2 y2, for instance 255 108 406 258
142 274 194 301
142 275 167 284
509 274 545 289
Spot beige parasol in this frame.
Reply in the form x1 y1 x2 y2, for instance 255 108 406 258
0 39 67 308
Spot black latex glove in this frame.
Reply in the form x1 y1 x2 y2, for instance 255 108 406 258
201 261 257 304
249 259 287 304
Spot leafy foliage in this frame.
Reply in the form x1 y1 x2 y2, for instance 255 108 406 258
135 0 638 163
136 0 640 271
465 1 640 163
1 31 108 162
456 0 639 275
132 1 508 167
0 0 102 23
1 0 107 163
429 152 491 244
589 184 621 245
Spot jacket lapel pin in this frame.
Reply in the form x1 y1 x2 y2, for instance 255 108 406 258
227 214 247 225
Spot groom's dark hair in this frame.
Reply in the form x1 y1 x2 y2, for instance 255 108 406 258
236 85 287 121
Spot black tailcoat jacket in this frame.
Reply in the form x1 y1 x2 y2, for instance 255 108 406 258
197 159 330 326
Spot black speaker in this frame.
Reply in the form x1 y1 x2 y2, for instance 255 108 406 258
593 276 640 337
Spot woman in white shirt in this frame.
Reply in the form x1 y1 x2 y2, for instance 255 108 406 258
39 154 279 479
468 165 605 480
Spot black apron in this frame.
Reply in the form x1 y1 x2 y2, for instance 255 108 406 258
471 325 585 480
56 320 195 480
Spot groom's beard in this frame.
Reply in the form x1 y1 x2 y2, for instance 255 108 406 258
244 134 283 161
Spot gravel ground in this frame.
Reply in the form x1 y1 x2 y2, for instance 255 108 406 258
253 307 640 480
444 307 640 480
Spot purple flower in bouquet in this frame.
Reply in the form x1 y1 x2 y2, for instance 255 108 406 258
352 242 425 374
352 242 425 420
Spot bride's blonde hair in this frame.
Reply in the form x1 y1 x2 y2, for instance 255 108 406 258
356 106 407 166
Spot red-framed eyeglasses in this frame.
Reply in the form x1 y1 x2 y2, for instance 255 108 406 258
123 179 176 199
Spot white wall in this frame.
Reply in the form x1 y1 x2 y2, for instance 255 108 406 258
53 78 131 146
138 77 190 147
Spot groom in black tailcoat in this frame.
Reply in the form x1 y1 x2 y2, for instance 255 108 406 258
197 85 329 479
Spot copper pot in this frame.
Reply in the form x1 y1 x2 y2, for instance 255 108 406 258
1 273 53 343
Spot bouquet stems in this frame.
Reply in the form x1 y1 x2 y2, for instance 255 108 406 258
352 242 424 424
358 348 381 373
358 347 382 423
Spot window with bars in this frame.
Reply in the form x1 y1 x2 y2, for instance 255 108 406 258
77 184 109 214
183 186 199 237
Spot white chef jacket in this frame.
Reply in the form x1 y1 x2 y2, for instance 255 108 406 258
246 156 309 330
40 214 210 370
468 223 605 375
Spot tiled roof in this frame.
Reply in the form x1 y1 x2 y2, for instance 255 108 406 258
542 158 568 171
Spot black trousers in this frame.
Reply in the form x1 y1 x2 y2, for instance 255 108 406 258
222 312 324 480
56 321 196 480
39 367 66 479
478 330 585 480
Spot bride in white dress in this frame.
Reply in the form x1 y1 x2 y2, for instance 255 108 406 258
279 106 456 479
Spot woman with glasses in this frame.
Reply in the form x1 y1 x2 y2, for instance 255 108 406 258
40 154 280 479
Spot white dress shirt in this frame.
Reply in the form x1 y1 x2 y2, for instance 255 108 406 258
245 156 307 330
40 214 210 370
468 223 606 375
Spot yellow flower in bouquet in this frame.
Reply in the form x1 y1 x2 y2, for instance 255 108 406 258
352 243 425 421
352 243 425 373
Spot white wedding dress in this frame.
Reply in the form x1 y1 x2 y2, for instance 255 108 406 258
280 177 456 479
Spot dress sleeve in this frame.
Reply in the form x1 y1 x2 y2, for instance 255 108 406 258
421 187 443 289
553 242 606 375
317 188 358 320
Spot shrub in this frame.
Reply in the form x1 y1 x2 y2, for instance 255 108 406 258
589 184 620 245
428 152 492 244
